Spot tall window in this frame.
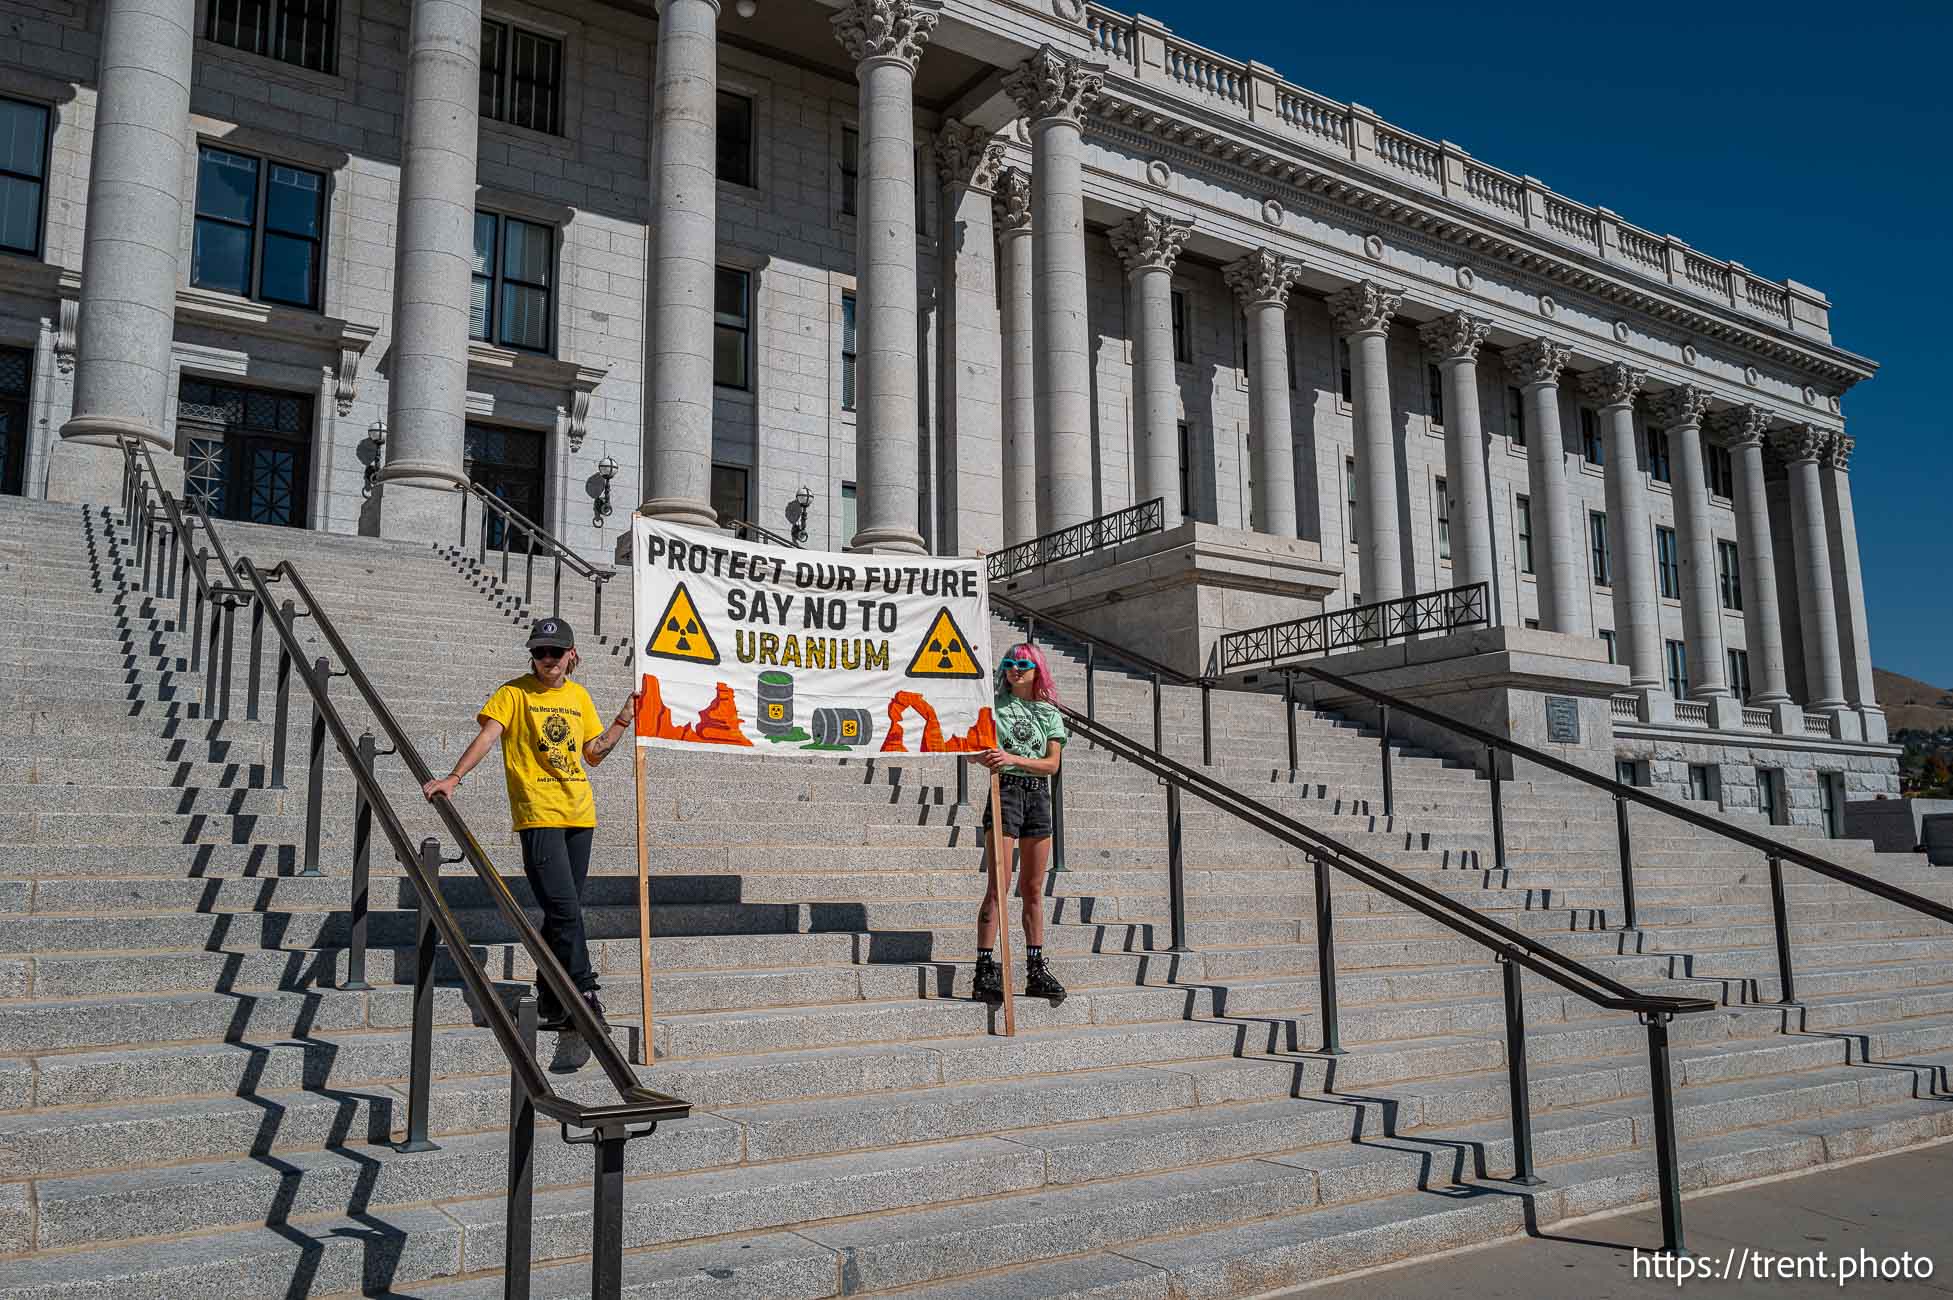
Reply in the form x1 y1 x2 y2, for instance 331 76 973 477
1516 495 1534 575
464 422 546 550
1599 628 1617 664
839 127 858 216
1655 525 1680 599
1727 647 1752 702
1665 638 1689 699
1338 338 1353 402
714 267 751 389
1590 511 1610 585
0 97 51 258
839 292 858 412
471 212 554 353
1177 421 1193 520
717 92 754 187
1646 426 1672 483
1345 456 1358 548
710 463 749 527
1580 408 1604 465
1717 539 1742 610
1505 386 1526 446
1434 476 1451 561
1706 439 1735 498
192 146 326 309
1426 363 1444 425
206 0 338 74
1171 290 1190 364
1758 767 1782 825
840 481 857 546
480 20 561 135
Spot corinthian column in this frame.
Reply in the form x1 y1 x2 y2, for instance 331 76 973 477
1505 340 1586 634
1774 424 1847 712
1003 46 1104 534
374 0 485 538
1819 434 1882 737
1654 385 1727 698
1418 312 1494 600
639 0 722 528
1714 406 1790 703
1109 209 1193 522
993 169 1037 544
52 0 195 503
1329 281 1405 602
835 0 939 553
1225 249 1303 536
1582 363 1661 692
935 120 1005 556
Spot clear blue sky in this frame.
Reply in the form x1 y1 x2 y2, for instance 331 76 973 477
1140 0 1952 686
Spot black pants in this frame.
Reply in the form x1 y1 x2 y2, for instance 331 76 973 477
517 826 598 1014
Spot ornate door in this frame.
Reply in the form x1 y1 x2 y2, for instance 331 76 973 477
0 346 29 496
176 378 313 527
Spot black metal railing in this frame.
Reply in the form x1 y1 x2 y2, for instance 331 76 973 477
1217 581 1491 674
987 497 1165 582
728 518 804 549
117 441 689 1299
460 484 618 638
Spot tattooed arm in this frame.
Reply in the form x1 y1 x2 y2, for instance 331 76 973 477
583 693 639 768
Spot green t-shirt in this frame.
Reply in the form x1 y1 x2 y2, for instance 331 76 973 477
994 695 1066 777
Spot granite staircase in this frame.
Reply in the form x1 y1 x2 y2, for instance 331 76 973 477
2 492 1950 1298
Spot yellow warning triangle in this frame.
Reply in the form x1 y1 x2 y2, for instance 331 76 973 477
645 582 721 665
904 606 982 678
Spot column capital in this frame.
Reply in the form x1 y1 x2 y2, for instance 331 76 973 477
1708 403 1772 448
1825 430 1854 470
1109 207 1193 277
1223 247 1300 307
1502 337 1572 388
1327 279 1402 337
1770 422 1830 464
831 0 940 72
1002 44 1105 125
992 167 1033 234
1416 311 1490 363
1650 383 1712 431
1577 361 1648 409
934 119 1004 194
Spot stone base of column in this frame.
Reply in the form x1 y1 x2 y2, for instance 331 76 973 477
995 521 1341 680
1858 705 1889 745
376 478 463 543
47 417 163 505
1299 626 1630 780
1706 696 1748 731
1770 701 1806 736
848 525 926 556
635 497 722 533
1635 687 1676 725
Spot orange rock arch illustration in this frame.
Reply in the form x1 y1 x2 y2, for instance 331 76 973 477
881 691 995 753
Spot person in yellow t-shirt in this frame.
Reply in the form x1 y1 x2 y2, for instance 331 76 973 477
422 617 637 1033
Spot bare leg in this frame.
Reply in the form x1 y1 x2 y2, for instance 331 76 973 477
1017 834 1050 947
976 831 1019 950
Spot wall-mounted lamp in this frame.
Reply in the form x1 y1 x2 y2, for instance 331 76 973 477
360 420 386 498
785 483 813 546
734 0 757 16
593 455 618 529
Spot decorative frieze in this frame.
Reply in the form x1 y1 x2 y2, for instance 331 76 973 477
831 0 940 70
934 119 1004 194
1502 338 1571 388
1327 280 1401 337
1650 384 1712 430
1223 248 1300 307
1108 208 1193 276
1771 422 1830 465
1578 361 1647 409
1002 45 1104 125
1416 312 1489 363
992 168 1033 234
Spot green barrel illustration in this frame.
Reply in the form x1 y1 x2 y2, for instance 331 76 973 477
757 670 795 737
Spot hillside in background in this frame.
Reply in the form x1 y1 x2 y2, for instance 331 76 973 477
1878 668 1953 735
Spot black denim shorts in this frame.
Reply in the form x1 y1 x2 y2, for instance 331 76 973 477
983 774 1053 839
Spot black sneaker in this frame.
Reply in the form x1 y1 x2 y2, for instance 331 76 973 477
1024 955 1066 1002
538 991 606 1034
971 954 1003 1003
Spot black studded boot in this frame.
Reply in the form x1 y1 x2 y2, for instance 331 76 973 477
972 953 1003 1002
1024 954 1066 1001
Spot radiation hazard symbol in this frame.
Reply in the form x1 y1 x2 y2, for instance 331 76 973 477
645 582 721 665
904 606 982 679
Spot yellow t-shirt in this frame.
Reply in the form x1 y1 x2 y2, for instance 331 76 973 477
480 675 603 831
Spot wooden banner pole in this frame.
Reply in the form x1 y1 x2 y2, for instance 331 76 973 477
634 742 655 1066
986 772 1016 1037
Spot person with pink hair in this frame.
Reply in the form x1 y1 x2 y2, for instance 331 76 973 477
972 641 1068 1002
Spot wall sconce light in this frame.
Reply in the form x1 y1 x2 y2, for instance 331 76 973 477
785 483 813 546
735 0 757 16
361 420 386 498
593 455 618 529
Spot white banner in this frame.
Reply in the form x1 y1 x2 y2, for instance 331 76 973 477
629 517 996 759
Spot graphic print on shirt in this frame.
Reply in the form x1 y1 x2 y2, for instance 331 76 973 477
539 711 578 774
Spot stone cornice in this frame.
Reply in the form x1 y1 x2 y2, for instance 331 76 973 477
993 168 1033 234
1222 248 1300 307
1003 45 1106 126
1417 312 1489 363
1651 384 1712 430
1327 280 1401 337
1108 208 1192 276
831 0 940 71
1579 362 1647 408
935 119 1005 194
1502 338 1571 388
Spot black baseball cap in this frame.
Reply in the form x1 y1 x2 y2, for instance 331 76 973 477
526 618 575 651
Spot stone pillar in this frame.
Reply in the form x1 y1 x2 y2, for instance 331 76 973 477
1654 385 1728 698
1714 406 1791 704
993 169 1037 545
1418 312 1494 600
373 0 485 538
638 0 722 528
935 120 1004 557
1581 363 1662 693
1329 281 1405 603
1224 249 1302 536
1504 339 1586 634
835 0 938 553
51 0 196 503
1003 45 1104 534
1773 423 1847 713
1109 209 1193 523
1821 432 1879 731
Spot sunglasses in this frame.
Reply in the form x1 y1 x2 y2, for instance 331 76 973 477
531 647 569 661
999 657 1037 672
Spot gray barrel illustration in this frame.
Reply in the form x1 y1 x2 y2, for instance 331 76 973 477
812 706 874 747
757 671 795 736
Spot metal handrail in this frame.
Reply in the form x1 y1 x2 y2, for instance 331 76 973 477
1216 581 1492 673
460 483 617 635
728 518 804 549
465 484 610 582
988 497 1165 582
991 589 1199 688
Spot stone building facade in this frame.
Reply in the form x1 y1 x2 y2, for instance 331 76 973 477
0 0 1896 823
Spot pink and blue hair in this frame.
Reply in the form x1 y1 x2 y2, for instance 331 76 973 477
998 642 1062 707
